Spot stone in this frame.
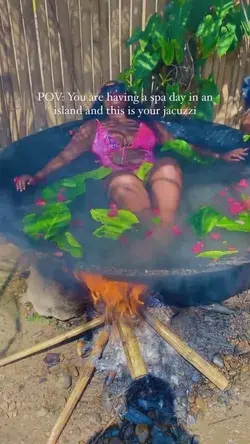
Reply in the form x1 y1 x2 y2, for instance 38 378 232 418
8 401 16 412
195 397 206 411
0 401 9 412
234 341 250 356
23 262 87 320
37 406 50 417
56 371 72 390
122 425 134 440
68 365 79 378
212 353 224 369
135 424 149 444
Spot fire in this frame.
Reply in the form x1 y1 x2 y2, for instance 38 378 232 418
75 272 147 318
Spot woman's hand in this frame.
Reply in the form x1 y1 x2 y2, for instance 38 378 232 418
14 175 36 192
221 148 249 162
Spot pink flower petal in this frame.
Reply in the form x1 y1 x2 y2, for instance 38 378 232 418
227 197 235 203
228 201 245 215
109 202 118 209
108 209 118 217
54 251 64 257
210 232 221 241
144 230 153 238
69 130 76 136
35 199 46 207
191 241 205 254
172 225 182 236
237 179 248 189
57 193 67 202
153 208 160 216
219 190 227 197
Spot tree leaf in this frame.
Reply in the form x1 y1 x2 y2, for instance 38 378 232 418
161 40 175 65
126 26 145 46
217 23 237 57
133 51 161 79
196 16 222 58
197 250 238 259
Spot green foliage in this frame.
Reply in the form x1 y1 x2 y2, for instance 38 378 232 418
120 0 250 120
160 139 210 164
23 203 71 240
53 231 83 258
135 162 153 181
190 207 222 236
23 166 113 259
191 207 250 237
243 134 250 142
90 209 139 240
197 249 238 259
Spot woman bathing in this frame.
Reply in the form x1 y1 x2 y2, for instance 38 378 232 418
14 81 249 256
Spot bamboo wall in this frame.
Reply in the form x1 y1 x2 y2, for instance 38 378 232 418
0 0 249 149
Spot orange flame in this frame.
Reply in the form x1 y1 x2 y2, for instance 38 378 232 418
75 272 147 318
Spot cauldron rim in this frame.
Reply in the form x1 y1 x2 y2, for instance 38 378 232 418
77 253 250 280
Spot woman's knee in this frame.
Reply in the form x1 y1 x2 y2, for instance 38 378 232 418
108 173 143 195
148 157 182 185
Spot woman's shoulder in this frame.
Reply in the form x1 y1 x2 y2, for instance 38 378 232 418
77 118 98 137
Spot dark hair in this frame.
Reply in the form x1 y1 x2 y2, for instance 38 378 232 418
82 80 161 139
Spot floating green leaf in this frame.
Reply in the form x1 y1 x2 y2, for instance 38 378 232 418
91 209 139 240
93 226 122 240
161 139 208 163
197 249 238 259
190 207 223 237
23 204 71 240
53 231 83 258
243 134 250 142
61 178 77 187
135 162 153 181
216 213 250 232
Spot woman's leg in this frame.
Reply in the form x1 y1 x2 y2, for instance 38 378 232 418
108 172 151 216
147 157 182 240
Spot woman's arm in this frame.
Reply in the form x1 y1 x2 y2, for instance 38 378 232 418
35 120 96 181
154 121 249 162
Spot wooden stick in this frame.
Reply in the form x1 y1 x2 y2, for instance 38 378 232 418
47 327 110 444
141 309 228 391
0 316 105 367
116 317 148 379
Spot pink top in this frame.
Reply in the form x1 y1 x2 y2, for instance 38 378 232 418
92 120 157 171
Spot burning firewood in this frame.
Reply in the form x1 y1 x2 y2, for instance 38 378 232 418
0 316 105 367
141 309 228 390
116 316 148 379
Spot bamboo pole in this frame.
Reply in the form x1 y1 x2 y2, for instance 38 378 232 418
0 316 105 368
141 309 228 391
47 326 110 444
116 317 148 379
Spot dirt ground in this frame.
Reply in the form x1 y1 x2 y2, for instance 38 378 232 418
1 249 250 443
